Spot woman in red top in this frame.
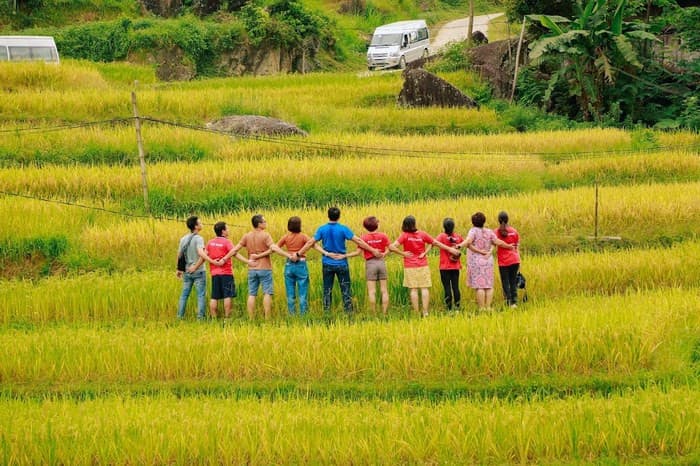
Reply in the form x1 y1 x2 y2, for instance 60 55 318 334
359 216 391 315
435 218 464 311
494 211 521 308
389 215 460 317
346 215 391 315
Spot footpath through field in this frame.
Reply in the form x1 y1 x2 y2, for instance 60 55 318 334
431 13 505 53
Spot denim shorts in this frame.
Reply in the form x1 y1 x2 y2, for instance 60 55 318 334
248 269 273 296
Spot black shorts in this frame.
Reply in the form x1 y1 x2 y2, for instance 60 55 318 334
211 275 236 300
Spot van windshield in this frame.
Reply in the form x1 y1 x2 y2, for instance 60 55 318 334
370 33 401 46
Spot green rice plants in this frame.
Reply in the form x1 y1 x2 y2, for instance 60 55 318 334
1 288 697 386
1 388 698 464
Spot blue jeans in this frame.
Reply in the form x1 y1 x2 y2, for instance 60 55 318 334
284 260 309 315
322 264 353 314
177 269 207 320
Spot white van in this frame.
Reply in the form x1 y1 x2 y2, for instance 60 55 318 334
366 20 430 70
0 36 60 64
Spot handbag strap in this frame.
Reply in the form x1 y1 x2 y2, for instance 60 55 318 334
180 233 196 256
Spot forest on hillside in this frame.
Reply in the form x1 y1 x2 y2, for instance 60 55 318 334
1 0 698 127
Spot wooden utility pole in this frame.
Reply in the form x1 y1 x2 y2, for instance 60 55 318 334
131 82 150 214
467 0 474 46
594 181 599 241
510 17 527 103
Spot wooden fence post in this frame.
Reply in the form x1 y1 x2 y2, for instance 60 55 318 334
131 82 150 214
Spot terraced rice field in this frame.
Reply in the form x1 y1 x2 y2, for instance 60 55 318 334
0 61 698 464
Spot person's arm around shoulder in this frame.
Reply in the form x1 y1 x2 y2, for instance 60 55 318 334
313 243 344 260
492 236 515 250
380 234 391 258
211 242 236 267
456 235 489 256
234 253 256 266
188 239 213 273
388 240 410 257
266 235 295 261
431 238 459 257
352 235 381 258
225 240 257 266
250 248 273 261
344 248 362 259
419 243 432 259
297 236 316 257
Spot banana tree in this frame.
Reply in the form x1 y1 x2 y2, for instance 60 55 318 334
527 0 657 121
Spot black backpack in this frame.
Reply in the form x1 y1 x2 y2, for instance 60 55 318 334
177 234 195 272
517 271 528 302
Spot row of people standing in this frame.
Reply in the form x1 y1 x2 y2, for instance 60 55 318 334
176 207 520 320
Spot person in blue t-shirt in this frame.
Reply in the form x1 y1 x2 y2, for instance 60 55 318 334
299 207 381 314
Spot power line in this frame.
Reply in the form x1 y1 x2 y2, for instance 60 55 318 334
1 117 698 164
0 118 133 134
0 189 247 229
141 117 699 159
110 117 698 154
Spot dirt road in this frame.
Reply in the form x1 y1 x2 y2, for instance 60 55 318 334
431 13 504 53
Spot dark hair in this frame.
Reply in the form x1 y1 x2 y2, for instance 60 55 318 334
363 216 379 232
497 211 509 237
252 214 264 228
401 215 417 233
471 212 486 228
214 221 227 237
287 216 302 233
186 216 199 232
443 217 455 235
328 206 341 221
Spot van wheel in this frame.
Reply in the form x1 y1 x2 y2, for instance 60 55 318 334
398 56 406 69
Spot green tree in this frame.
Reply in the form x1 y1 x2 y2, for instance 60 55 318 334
527 0 656 121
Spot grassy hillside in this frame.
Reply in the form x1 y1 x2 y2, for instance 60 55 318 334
1 0 494 29
0 0 492 72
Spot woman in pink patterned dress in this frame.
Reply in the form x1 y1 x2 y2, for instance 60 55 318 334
456 212 515 310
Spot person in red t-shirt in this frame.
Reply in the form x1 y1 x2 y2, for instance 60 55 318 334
389 215 460 317
205 221 254 320
435 218 464 311
347 216 391 315
494 211 521 308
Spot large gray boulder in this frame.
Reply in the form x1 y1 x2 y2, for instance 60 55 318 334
398 68 479 108
206 116 308 137
469 38 524 99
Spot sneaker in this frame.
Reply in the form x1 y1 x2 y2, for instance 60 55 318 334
510 304 518 309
